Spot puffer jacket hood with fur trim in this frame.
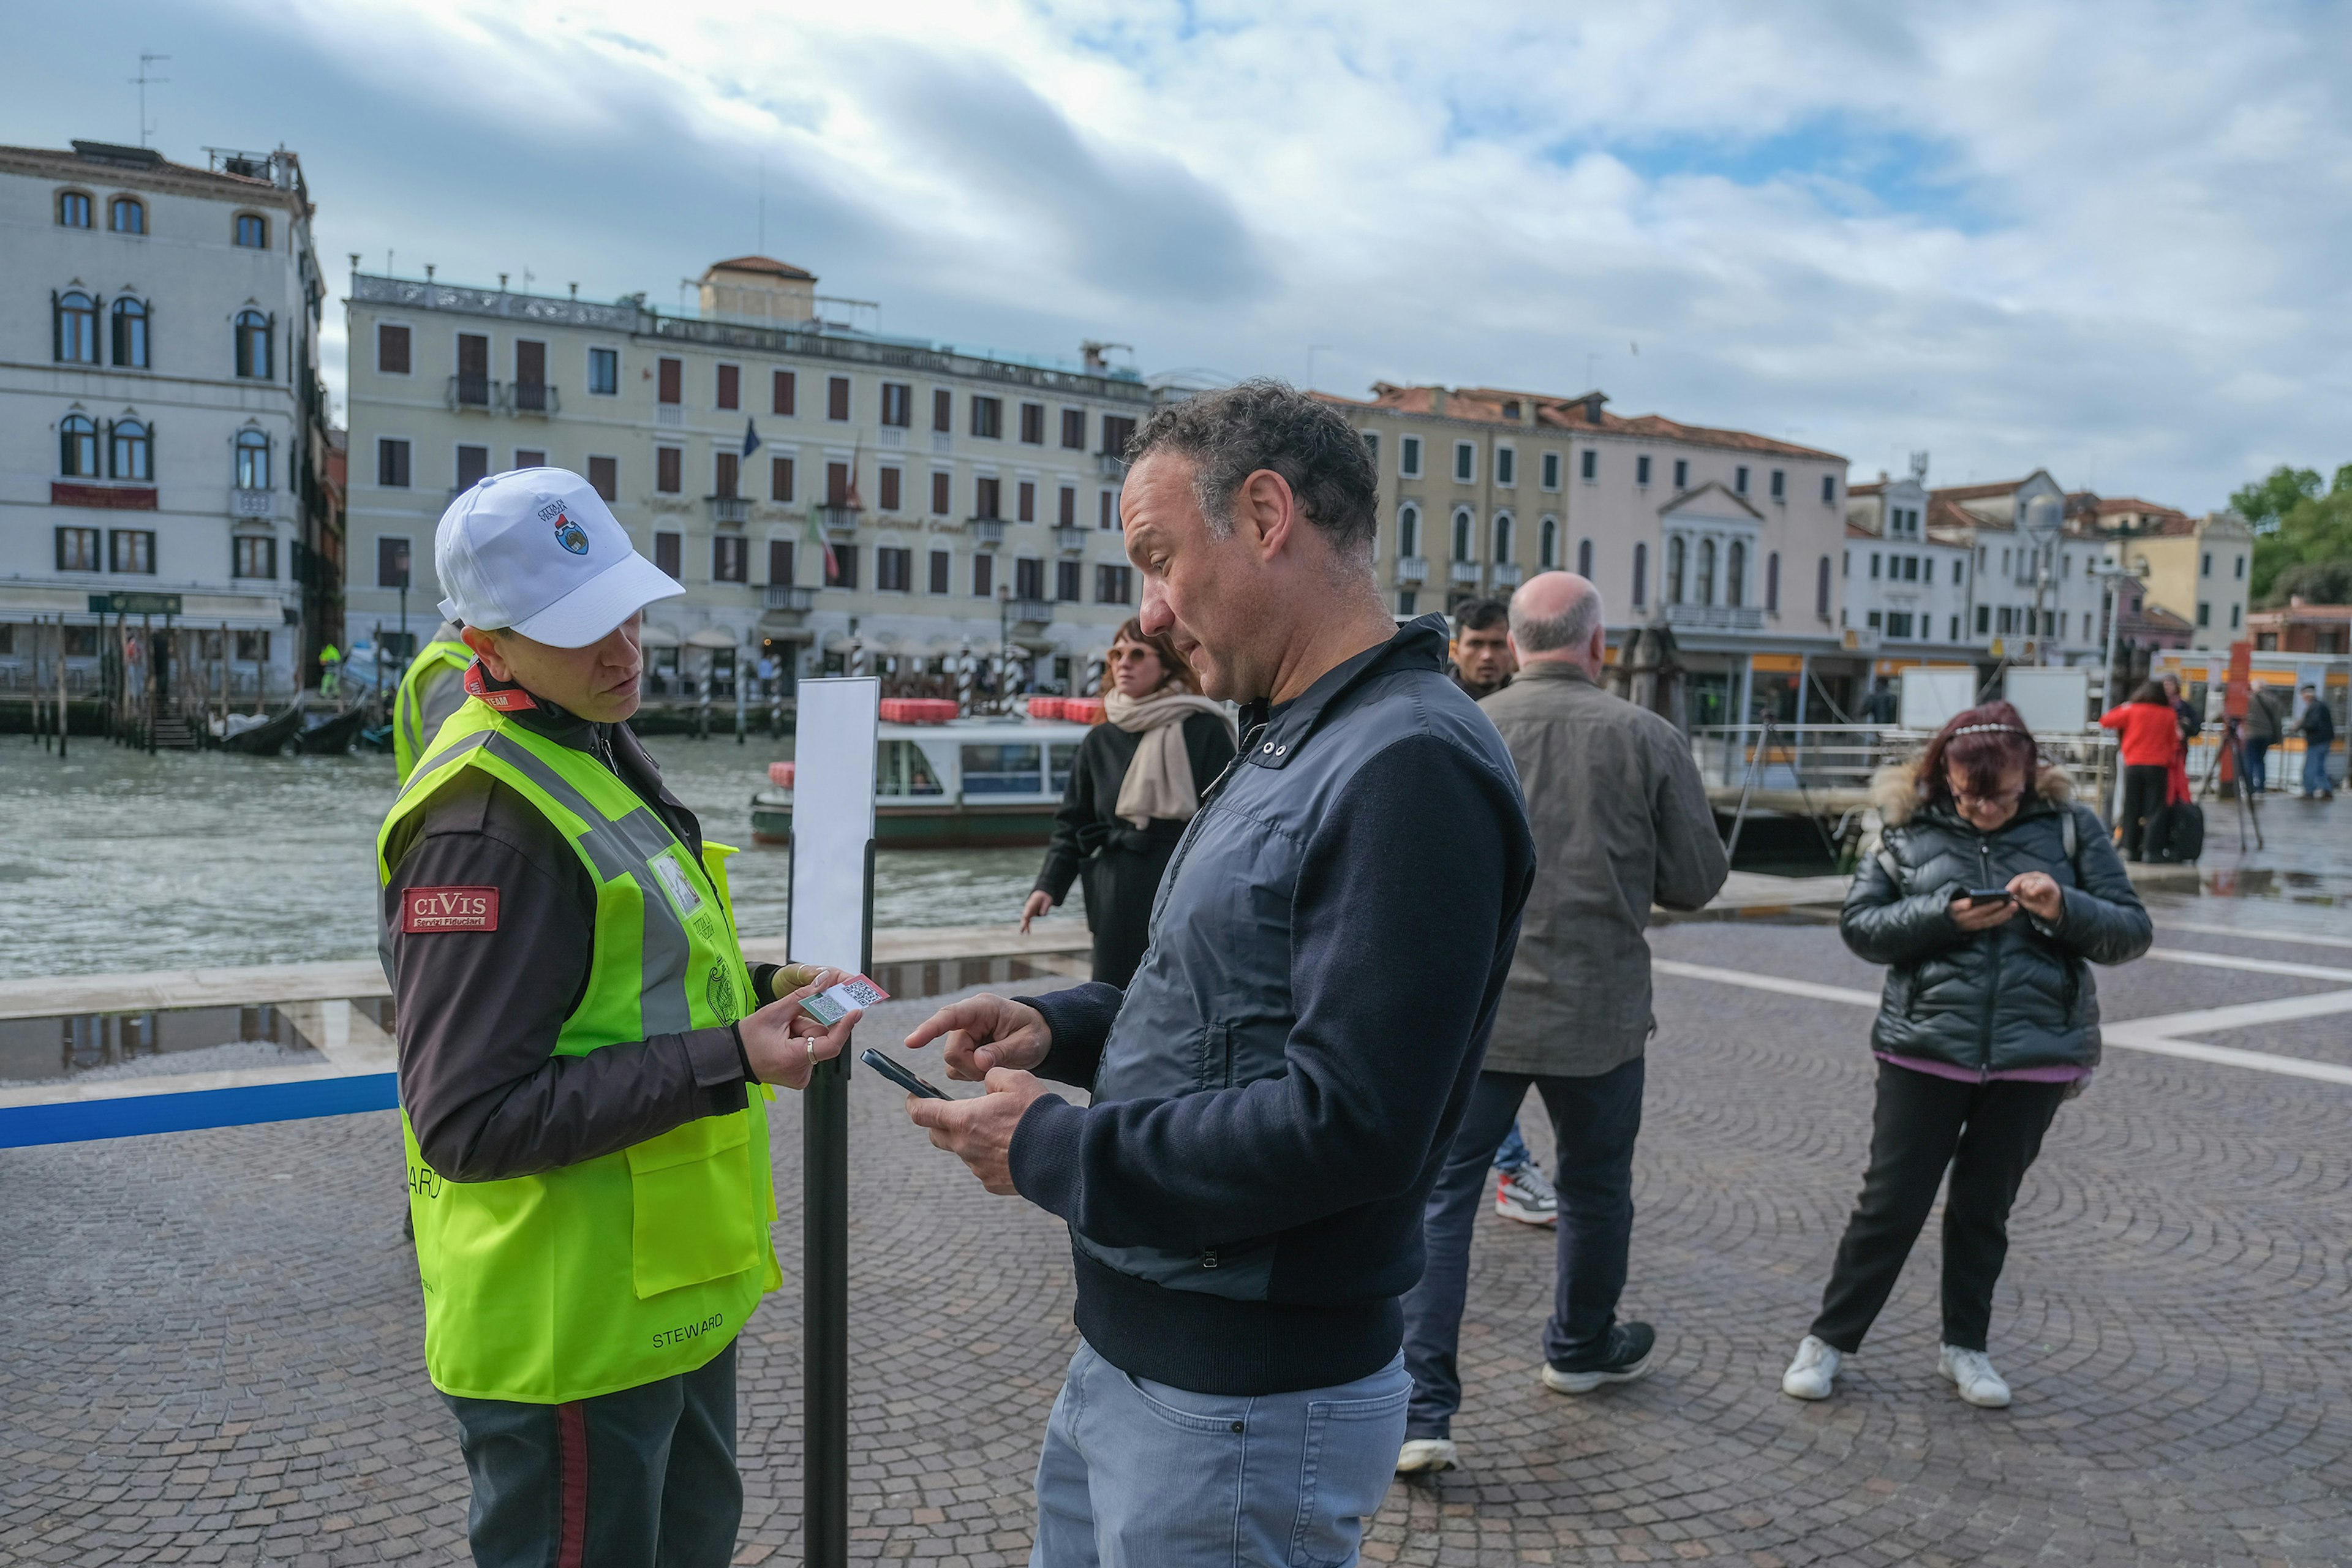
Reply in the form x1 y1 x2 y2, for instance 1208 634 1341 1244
1841 760 2149 1074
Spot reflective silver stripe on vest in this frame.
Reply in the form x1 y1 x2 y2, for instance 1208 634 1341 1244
472 733 700 1036
396 726 496 804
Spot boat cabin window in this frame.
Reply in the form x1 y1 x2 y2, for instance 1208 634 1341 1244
876 741 946 797
961 743 1044 795
1049 742 1079 796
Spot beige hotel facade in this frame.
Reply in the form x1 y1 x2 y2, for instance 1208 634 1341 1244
1323 384 1856 726
344 257 1155 701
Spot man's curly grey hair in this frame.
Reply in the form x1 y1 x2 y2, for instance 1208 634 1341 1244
1125 379 1379 563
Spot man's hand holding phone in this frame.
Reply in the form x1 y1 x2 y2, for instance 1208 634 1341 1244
895 993 1058 1195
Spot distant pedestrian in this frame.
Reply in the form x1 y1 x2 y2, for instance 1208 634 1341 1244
1397 571 1727 1474
2099 681 2182 860
898 380 1535 1566
1782 703 2149 1409
1022 618 1237 986
1449 597 1515 700
1863 681 1900 726
2241 682 2285 793
2293 684 2336 799
2158 673 2199 745
1450 598 1553 1223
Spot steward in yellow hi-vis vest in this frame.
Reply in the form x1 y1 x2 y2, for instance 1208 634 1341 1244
379 467 863 1568
391 620 473 783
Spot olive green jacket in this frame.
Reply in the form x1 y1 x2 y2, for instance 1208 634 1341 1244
1477 662 1728 1077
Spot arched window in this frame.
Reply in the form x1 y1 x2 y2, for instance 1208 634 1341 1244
109 418 152 481
110 297 149 368
1632 541 1648 608
1451 508 1473 562
1666 536 1686 604
1398 503 1420 559
1539 516 1558 569
59 414 99 477
1491 513 1512 564
235 212 270 248
57 190 92 228
1697 538 1717 604
1577 537 1593 578
110 197 145 235
236 428 271 490
55 290 98 364
234 309 272 379
1726 540 1746 606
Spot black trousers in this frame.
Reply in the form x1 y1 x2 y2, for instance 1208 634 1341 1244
443 1341 741 1568
1811 1064 2066 1354
2119 763 2169 859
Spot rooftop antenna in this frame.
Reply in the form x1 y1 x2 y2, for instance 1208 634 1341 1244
131 53 170 148
1909 450 1930 483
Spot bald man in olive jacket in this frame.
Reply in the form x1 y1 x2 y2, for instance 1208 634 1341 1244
1398 571 1727 1471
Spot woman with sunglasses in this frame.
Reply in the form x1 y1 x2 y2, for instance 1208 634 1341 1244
1781 701 2150 1409
1022 620 1237 986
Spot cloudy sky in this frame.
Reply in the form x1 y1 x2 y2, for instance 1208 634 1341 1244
9 0 2348 511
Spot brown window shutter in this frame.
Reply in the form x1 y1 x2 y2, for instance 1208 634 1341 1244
771 456 794 502
588 456 618 500
769 540 795 584
717 364 740 410
658 358 682 404
379 323 410 375
931 472 951 514
774 370 796 416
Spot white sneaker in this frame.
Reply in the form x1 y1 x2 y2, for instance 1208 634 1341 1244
1780 1335 1842 1400
1939 1344 2011 1408
1396 1438 1457 1474
1494 1166 1559 1226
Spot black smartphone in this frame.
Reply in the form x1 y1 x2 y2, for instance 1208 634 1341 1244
1962 888 2015 905
860 1047 950 1099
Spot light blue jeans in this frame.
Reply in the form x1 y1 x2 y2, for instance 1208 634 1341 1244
1031 1340 1409 1568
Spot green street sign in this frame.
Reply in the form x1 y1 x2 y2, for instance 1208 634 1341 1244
88 592 184 616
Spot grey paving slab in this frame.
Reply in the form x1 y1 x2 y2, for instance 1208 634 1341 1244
4 949 2349 1566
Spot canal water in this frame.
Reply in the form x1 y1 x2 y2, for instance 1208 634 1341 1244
0 734 1076 979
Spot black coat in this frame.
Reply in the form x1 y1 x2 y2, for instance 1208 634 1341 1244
1033 712 1237 986
1842 764 2152 1074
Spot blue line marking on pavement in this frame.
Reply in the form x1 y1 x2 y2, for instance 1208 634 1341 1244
0 1074 398 1149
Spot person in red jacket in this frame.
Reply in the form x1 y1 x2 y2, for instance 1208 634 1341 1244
2100 682 2185 860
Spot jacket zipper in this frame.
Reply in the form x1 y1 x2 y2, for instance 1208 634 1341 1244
1976 834 1999 1080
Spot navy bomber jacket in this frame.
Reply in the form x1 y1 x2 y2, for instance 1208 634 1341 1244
1006 616 1536 1396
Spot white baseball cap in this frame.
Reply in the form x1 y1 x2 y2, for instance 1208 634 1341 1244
434 467 683 647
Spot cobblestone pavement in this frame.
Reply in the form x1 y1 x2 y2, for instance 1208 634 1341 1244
6 921 2351 1566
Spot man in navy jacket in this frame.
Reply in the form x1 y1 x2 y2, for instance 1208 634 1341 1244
900 381 1534 1566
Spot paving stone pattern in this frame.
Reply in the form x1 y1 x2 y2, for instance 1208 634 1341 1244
5 930 2350 1566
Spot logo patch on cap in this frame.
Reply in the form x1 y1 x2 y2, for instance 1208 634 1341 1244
538 495 590 555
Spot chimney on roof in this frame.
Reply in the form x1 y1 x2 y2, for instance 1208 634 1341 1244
1431 387 1448 417
1582 392 1607 424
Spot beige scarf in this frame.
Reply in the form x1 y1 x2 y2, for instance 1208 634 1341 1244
1104 684 1232 828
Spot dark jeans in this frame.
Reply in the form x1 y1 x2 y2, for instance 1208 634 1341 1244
1811 1065 2066 1355
1400 1059 1644 1438
2244 737 2272 793
443 1341 741 1568
2119 764 2169 859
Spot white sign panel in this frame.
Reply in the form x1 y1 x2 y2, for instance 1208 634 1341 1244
788 678 880 971
1899 667 1977 731
2003 666 2091 733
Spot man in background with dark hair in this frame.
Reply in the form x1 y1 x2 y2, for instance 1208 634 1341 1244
1450 597 1515 701
897 379 1535 1566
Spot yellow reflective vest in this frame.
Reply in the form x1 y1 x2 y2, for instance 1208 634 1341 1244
379 699 780 1402
392 633 474 783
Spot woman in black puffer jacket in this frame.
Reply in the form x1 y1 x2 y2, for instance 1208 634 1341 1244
1780 702 2150 1410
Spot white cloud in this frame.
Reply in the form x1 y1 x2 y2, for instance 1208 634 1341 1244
58 0 2352 504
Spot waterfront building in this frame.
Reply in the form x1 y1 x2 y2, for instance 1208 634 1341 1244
1919 472 2108 668
2247 599 2351 656
2075 497 2253 647
1844 466 1978 656
342 258 1155 709
1319 383 1852 726
0 138 339 710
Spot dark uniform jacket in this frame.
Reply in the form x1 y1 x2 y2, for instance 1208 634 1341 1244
1842 763 2150 1074
382 671 788 1182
